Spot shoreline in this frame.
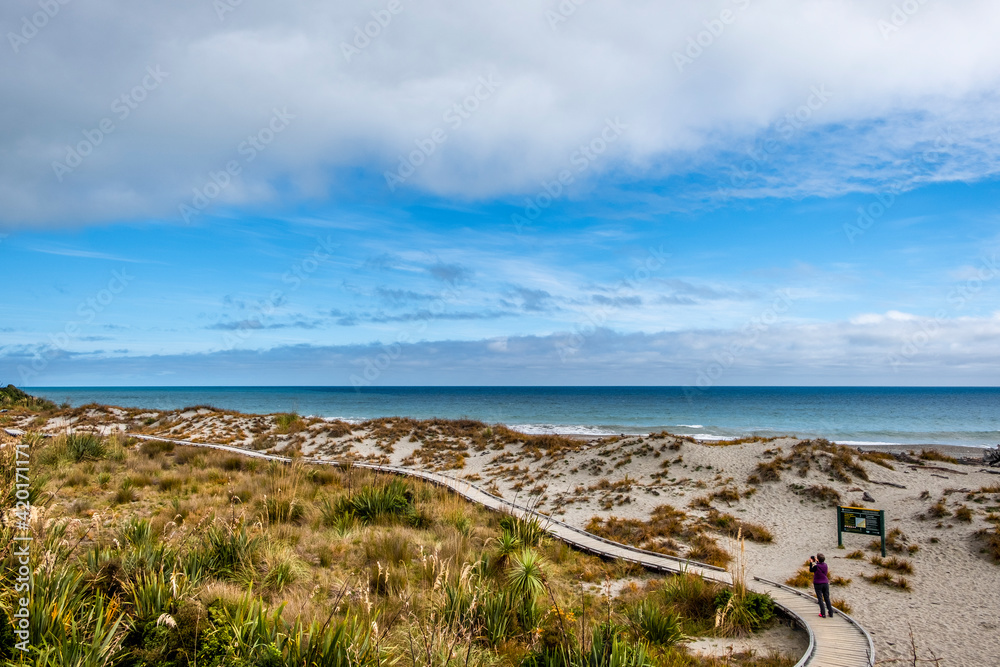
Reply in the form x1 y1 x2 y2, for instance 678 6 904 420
27 385 1000 452
565 432 997 459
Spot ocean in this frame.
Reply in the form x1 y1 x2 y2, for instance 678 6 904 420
26 386 1000 448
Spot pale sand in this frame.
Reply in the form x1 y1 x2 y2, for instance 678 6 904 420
346 432 1000 665
23 407 1000 665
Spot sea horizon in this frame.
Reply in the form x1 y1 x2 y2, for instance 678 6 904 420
25 385 1000 449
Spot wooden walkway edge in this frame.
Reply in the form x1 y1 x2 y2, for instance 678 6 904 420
127 434 876 667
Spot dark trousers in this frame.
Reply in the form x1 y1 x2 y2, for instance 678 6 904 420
814 582 833 616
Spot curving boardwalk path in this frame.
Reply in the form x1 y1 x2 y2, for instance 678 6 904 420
129 433 875 667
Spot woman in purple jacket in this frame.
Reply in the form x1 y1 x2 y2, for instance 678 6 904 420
809 553 835 618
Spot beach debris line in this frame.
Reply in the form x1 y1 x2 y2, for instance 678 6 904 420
984 446 1000 467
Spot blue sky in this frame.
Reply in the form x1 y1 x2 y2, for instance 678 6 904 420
2 1 999 386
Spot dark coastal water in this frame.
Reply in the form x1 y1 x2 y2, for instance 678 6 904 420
26 386 1000 448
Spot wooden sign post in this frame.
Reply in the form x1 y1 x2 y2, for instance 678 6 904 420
837 506 886 557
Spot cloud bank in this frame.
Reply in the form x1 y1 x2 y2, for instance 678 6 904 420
4 0 1000 226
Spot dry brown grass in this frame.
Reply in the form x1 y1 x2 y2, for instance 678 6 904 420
703 510 774 543
976 523 1000 563
858 450 895 469
863 570 911 590
870 555 914 574
918 449 959 464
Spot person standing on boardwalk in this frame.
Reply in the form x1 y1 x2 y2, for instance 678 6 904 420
809 553 835 618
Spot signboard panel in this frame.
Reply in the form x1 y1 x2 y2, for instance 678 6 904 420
837 506 886 556
839 507 882 536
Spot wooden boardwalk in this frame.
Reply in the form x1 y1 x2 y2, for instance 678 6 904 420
129 434 875 667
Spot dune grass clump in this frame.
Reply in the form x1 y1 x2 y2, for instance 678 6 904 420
703 510 774 543
918 449 959 464
687 533 731 569
65 432 107 462
585 504 731 563
625 599 685 647
869 555 914 574
750 440 871 486
976 523 1000 563
333 478 420 526
274 412 304 433
832 598 853 614
858 450 895 469
787 483 841 507
928 499 951 518
863 570 911 590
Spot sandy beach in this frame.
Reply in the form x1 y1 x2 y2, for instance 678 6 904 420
14 405 1000 665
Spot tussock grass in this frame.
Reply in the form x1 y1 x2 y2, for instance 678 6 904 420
863 570 911 590
919 449 959 464
870 555 914 574
859 450 896 469
976 523 1000 563
832 598 853 614
703 510 774 543
787 483 841 506
9 410 808 667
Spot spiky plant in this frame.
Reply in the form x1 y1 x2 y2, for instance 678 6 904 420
507 548 545 599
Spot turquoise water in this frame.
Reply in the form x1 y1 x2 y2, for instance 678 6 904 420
28 386 1000 448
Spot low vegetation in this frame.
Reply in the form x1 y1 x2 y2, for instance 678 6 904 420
585 505 733 567
748 440 869 486
0 383 56 411
2 423 792 667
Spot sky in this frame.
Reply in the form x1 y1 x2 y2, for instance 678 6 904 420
2 0 999 387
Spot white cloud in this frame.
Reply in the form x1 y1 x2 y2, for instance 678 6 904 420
7 312 1000 386
3 0 1000 226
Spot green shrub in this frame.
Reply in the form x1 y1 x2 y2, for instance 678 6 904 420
626 600 684 647
262 496 306 524
139 439 174 458
714 589 775 634
507 549 545 599
114 478 138 504
202 521 262 579
500 513 545 547
334 479 417 526
660 572 720 631
66 432 106 462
